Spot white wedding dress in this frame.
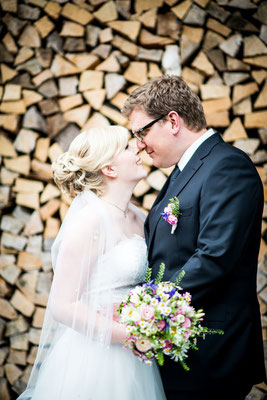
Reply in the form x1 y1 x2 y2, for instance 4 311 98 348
26 234 166 400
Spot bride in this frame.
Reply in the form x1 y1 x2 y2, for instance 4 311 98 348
18 126 166 400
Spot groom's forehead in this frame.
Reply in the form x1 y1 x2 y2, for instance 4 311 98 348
129 109 151 128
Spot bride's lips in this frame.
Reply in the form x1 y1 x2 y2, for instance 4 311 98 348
136 157 142 165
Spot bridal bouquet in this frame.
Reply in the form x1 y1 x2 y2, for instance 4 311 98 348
118 264 223 370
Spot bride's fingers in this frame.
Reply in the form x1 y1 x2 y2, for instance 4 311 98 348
112 303 120 322
132 349 143 359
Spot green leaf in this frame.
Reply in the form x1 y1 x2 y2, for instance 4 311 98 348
157 351 165 366
145 267 152 283
154 262 165 284
180 359 190 371
201 328 224 336
175 269 185 286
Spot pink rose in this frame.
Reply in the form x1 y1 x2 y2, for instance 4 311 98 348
140 305 154 320
182 317 192 329
184 330 191 340
158 320 166 331
136 338 153 353
167 215 178 225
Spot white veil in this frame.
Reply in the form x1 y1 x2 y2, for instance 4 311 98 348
18 190 123 399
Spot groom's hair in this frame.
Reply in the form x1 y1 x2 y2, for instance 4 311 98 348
121 75 207 132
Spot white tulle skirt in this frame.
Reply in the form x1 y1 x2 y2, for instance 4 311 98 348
25 328 166 400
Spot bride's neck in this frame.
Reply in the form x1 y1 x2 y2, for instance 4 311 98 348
100 182 133 212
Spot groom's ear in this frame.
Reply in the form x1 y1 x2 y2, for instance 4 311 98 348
168 111 180 135
101 165 117 178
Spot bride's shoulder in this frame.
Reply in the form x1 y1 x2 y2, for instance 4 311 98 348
63 205 103 240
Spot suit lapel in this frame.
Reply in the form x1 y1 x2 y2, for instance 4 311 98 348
147 156 203 248
144 167 175 240
147 132 223 248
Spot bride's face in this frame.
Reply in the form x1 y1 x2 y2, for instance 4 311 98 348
113 142 148 183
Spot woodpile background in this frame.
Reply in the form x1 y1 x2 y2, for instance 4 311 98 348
0 0 266 398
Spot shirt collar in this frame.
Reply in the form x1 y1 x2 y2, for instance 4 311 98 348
178 128 215 171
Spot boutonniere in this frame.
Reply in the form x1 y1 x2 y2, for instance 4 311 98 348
161 197 182 234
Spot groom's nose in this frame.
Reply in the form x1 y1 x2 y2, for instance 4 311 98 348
136 139 146 151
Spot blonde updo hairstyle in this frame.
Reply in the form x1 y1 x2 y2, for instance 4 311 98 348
52 126 129 197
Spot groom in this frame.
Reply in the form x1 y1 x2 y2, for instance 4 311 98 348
122 75 266 400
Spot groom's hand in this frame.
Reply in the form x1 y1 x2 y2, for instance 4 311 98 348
112 303 120 322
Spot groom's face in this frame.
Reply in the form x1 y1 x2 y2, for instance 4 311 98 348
129 108 178 168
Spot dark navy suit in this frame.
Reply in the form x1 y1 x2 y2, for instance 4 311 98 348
145 133 266 398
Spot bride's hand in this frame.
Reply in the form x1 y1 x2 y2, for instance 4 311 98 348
112 303 120 322
132 349 143 360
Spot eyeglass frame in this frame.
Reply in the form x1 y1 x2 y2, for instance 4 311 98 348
132 115 166 142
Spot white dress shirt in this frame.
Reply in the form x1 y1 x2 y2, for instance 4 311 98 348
178 128 215 171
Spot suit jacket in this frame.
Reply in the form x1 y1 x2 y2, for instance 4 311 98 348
145 133 266 392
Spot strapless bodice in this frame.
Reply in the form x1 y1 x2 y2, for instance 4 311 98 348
88 234 148 301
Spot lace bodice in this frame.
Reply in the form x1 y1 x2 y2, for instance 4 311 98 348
89 234 148 302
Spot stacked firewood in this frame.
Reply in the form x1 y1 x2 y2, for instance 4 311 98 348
0 0 266 398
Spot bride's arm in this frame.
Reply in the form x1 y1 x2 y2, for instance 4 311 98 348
49 208 126 344
50 299 126 344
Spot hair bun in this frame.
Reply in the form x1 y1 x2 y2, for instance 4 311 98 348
63 154 81 173
52 127 129 198
52 153 83 197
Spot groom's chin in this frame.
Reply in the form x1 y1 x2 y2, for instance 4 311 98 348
153 160 172 169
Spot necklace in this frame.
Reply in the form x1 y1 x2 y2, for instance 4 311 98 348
102 199 129 218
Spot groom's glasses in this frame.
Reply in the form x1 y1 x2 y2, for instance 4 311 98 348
133 115 166 142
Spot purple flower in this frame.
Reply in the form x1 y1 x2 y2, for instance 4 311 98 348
161 212 169 221
165 288 176 298
143 281 158 290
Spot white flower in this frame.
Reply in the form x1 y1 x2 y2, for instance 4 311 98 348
180 302 193 315
163 348 171 355
126 325 133 333
131 310 141 322
177 314 185 324
145 360 152 366
134 286 143 295
136 337 152 352
122 306 141 322
164 205 173 213
174 333 184 346
183 293 191 302
130 294 140 305
158 302 167 310
165 307 171 315
143 294 151 302
169 202 175 211
139 320 147 329
151 298 159 306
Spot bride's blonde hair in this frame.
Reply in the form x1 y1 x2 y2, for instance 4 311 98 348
52 126 129 197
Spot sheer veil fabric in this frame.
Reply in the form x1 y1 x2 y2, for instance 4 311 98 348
18 190 166 400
